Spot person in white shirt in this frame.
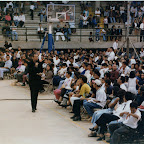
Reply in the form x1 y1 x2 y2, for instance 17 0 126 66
0 55 12 79
110 101 141 144
82 13 88 28
140 19 144 42
101 28 107 41
19 12 25 27
92 91 133 141
30 3 35 20
127 71 139 95
37 23 45 39
103 16 108 29
113 39 118 52
14 61 26 81
55 24 65 41
117 76 127 91
10 22 18 41
58 63 67 77
99 63 109 78
69 57 79 68
95 8 101 23
83 80 106 117
54 71 72 104
53 55 60 66
13 13 19 27
108 47 115 61
140 48 144 57
119 61 130 76
129 55 136 66
6 2 13 9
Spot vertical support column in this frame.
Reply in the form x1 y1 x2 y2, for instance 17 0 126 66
48 22 53 53
95 1 100 9
126 1 130 57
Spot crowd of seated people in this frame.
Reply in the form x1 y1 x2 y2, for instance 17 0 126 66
48 47 144 142
0 41 144 142
1 1 144 43
0 2 27 41
79 1 144 42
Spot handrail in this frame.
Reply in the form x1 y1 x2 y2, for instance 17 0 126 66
1 27 143 43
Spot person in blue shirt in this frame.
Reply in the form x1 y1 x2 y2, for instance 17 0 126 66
92 16 97 28
95 25 101 42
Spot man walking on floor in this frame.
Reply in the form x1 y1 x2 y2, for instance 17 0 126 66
28 53 42 112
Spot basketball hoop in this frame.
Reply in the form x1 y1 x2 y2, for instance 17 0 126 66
48 18 60 23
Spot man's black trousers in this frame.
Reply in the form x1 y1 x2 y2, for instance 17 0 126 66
29 83 39 110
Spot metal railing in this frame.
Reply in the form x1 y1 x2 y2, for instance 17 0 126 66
1 27 144 43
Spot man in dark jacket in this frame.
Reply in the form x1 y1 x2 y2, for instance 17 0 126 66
116 26 122 41
28 53 42 112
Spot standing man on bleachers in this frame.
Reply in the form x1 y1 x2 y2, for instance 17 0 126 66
0 55 12 80
30 2 35 20
140 19 144 42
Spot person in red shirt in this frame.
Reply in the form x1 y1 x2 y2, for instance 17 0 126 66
110 64 119 83
5 13 11 25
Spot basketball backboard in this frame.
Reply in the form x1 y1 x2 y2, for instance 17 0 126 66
47 4 75 22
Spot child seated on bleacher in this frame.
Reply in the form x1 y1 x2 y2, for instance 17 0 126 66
89 32 94 42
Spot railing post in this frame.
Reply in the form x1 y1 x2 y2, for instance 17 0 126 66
80 27 81 42
93 27 94 42
40 32 41 42
26 28 28 42
67 29 68 42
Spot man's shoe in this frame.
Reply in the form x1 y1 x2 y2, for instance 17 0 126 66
70 115 76 119
32 109 35 113
73 116 81 121
97 135 105 141
88 132 98 137
106 138 110 143
89 127 98 132
54 99 61 105
40 89 45 93
21 83 25 86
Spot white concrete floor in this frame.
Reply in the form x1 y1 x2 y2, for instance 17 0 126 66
0 80 106 144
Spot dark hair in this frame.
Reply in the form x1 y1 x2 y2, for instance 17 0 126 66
80 75 87 83
68 66 74 71
120 76 125 83
104 72 111 79
123 61 127 65
113 86 120 96
94 69 100 77
71 83 75 88
102 63 108 67
70 57 74 60
74 71 80 79
51 64 54 68
130 101 138 109
117 89 126 104
125 92 135 101
48 64 53 71
67 71 72 76
62 63 67 67
129 71 135 78
105 79 111 85
88 63 92 68
125 76 129 82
